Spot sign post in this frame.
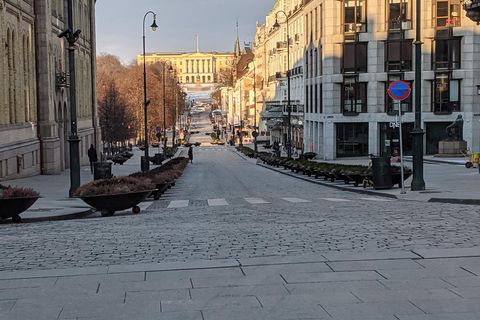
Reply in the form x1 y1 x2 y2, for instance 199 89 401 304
387 81 411 195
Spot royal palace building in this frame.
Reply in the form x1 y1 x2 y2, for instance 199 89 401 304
0 0 99 180
138 51 236 92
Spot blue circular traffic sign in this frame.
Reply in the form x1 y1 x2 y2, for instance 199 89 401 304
388 81 411 101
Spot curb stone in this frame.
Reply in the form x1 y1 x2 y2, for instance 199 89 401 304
257 162 399 199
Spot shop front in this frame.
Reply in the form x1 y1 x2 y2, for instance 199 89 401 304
379 122 414 157
336 123 369 157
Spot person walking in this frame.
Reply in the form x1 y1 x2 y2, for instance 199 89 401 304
188 145 193 163
87 144 98 174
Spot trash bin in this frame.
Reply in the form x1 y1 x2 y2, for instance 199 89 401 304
151 153 164 165
140 156 150 172
371 156 392 190
93 162 112 180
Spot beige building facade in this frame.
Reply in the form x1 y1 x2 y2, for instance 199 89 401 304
138 51 235 88
0 0 99 180
251 0 480 159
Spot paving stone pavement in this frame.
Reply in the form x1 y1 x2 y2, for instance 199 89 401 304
1 111 479 319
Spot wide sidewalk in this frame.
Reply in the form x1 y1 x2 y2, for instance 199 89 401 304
1 148 156 222
251 144 480 203
2 247 480 319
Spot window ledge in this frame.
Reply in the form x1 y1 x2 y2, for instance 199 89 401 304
343 111 360 116
433 111 453 115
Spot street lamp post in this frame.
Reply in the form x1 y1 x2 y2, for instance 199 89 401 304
163 62 173 154
239 81 243 147
142 11 158 172
411 0 426 190
253 61 258 153
273 11 292 159
172 81 180 147
58 0 82 197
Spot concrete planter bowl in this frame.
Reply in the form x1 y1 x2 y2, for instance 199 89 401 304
79 190 153 217
0 197 39 223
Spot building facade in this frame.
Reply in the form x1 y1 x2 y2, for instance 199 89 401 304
252 0 480 159
0 0 99 180
260 0 306 150
303 0 480 159
138 52 235 89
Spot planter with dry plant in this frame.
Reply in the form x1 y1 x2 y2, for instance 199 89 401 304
0 185 40 223
74 177 154 217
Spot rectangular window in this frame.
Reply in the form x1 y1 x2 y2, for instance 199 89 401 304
435 0 461 28
306 86 310 113
314 84 318 113
344 0 367 33
388 0 412 30
432 72 461 114
336 123 369 157
343 42 368 73
433 37 461 70
342 76 367 114
385 39 413 71
320 84 323 113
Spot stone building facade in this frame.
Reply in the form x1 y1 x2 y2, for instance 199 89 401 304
138 51 235 88
252 0 480 159
0 0 99 180
302 0 480 159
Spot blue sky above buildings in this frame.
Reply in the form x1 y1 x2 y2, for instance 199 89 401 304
96 0 274 64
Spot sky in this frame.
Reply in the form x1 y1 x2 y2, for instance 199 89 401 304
95 0 275 64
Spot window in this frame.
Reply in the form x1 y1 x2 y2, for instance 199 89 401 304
343 42 368 73
385 39 412 71
336 123 369 157
388 0 411 30
306 86 310 113
433 37 461 70
342 76 367 114
344 0 366 33
432 72 460 114
435 0 461 28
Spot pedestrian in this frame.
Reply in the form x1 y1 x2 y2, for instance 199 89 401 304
188 145 193 163
87 144 98 174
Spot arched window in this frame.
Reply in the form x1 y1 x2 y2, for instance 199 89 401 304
186 76 190 83
208 76 211 82
202 76 206 83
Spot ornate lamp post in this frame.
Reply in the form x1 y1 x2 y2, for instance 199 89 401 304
58 0 82 196
411 0 426 191
273 11 292 159
141 11 158 171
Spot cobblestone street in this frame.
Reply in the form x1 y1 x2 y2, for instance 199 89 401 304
1 145 478 272
2 112 480 319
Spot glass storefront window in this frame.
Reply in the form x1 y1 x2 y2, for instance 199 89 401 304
379 122 413 157
336 123 369 157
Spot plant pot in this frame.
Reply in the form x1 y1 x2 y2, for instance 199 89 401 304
0 197 39 223
78 190 153 217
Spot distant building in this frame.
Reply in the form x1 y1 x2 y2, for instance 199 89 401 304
137 51 236 92
0 0 99 180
